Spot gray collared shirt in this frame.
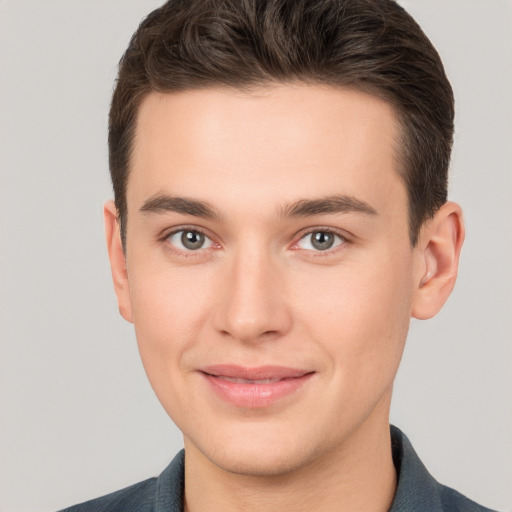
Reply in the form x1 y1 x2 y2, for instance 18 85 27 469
59 426 498 512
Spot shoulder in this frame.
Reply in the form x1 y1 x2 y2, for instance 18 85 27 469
58 450 185 512
437 484 498 512
390 426 499 512
57 477 157 512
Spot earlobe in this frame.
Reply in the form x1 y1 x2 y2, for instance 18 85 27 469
104 201 133 323
411 202 465 320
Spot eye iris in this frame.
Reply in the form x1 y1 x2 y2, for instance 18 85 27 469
181 231 205 250
311 231 335 250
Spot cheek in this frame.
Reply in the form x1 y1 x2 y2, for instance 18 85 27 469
127 265 214 391
295 252 413 386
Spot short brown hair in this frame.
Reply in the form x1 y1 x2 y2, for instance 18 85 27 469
109 0 454 246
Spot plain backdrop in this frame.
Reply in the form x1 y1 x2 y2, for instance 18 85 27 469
0 1 511 511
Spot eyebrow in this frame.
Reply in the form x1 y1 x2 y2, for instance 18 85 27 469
280 195 378 218
139 193 377 220
140 194 220 219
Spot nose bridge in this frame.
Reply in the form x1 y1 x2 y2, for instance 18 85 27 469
214 240 290 342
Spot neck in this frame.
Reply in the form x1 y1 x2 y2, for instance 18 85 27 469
183 410 397 512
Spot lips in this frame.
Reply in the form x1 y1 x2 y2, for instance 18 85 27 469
199 365 314 408
219 377 282 384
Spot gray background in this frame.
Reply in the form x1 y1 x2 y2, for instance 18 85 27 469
0 1 510 511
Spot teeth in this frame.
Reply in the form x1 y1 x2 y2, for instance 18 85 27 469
220 377 281 384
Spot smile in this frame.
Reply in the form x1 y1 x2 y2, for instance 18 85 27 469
199 365 315 408
219 376 284 384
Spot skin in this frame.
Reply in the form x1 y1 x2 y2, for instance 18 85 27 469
105 85 464 512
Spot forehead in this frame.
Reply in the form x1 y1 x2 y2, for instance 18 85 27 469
128 84 404 216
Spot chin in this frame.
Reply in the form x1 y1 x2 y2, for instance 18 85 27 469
210 445 313 477
187 421 324 478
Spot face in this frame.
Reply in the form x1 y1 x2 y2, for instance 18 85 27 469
109 85 427 476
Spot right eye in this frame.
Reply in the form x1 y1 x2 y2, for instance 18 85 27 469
166 229 215 251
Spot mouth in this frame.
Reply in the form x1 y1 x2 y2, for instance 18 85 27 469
198 365 315 408
216 376 285 384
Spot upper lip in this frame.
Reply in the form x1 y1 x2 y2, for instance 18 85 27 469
199 364 312 381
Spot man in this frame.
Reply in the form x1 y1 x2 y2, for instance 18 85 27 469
60 0 496 510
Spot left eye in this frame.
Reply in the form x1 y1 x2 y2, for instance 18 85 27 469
167 230 214 251
296 230 344 251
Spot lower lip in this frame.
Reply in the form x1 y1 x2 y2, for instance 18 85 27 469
201 372 314 408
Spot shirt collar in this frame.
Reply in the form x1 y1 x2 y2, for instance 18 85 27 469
155 450 184 512
389 425 443 511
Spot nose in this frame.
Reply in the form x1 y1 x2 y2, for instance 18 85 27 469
213 246 292 343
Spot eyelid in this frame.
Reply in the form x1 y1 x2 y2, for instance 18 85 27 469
159 225 220 254
158 224 351 256
291 226 350 253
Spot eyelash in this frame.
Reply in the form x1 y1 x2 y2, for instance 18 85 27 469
291 227 348 256
159 226 218 258
159 226 350 257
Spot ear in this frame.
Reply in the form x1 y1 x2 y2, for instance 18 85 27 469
411 201 465 320
104 200 133 323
